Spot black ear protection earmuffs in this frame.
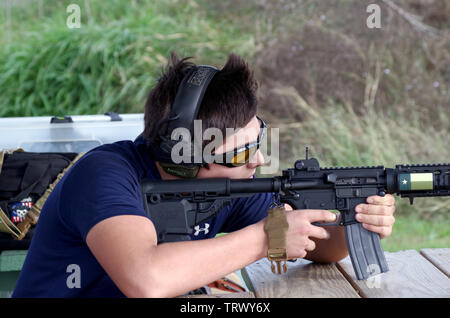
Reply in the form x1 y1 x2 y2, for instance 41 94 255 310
150 65 219 178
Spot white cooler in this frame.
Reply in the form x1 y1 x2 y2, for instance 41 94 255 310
0 112 145 152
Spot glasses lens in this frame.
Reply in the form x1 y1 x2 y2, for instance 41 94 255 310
223 116 265 167
231 148 249 166
230 146 258 166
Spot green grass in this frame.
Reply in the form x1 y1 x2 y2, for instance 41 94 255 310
382 214 450 252
0 0 256 117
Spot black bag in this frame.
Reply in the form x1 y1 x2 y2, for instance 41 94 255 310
0 150 78 250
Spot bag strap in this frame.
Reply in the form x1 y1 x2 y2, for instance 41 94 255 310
6 161 51 205
15 152 86 240
0 207 21 238
0 148 24 175
0 148 29 238
21 161 50 191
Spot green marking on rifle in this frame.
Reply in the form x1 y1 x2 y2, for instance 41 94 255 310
411 173 433 190
398 173 433 191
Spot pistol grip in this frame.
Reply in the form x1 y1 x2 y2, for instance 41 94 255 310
272 194 389 280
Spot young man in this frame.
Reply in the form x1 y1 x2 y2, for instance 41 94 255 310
13 53 396 297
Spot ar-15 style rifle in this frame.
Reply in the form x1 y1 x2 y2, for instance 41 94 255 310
140 148 449 280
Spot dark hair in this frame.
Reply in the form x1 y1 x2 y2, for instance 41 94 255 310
143 51 259 145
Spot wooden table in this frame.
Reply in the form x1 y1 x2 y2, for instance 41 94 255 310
202 248 450 298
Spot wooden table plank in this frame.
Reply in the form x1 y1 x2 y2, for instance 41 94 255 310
242 258 360 298
337 250 450 297
420 248 450 278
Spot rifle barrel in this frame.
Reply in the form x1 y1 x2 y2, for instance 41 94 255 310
229 178 324 193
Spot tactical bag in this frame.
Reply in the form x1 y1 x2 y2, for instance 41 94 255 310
0 149 84 250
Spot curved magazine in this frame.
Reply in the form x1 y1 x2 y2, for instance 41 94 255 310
344 223 389 280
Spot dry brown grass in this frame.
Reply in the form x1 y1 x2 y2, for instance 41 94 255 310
204 0 449 125
248 0 450 126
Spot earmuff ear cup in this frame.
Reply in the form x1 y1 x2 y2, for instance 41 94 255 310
158 162 201 179
151 65 219 177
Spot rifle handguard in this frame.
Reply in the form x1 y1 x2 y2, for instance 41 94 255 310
264 206 289 274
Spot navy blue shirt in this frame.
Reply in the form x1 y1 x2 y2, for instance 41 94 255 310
12 136 273 297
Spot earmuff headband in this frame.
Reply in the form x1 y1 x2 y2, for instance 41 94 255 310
166 65 219 137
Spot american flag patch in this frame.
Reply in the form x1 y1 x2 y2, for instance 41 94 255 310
10 197 34 223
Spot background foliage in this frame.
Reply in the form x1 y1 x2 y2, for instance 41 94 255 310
0 0 448 251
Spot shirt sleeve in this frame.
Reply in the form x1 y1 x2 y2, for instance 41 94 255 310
60 151 147 241
220 192 274 233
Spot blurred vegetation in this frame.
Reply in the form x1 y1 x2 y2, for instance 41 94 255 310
0 0 448 251
0 0 255 116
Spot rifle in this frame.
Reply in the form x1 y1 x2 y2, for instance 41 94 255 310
140 149 450 280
